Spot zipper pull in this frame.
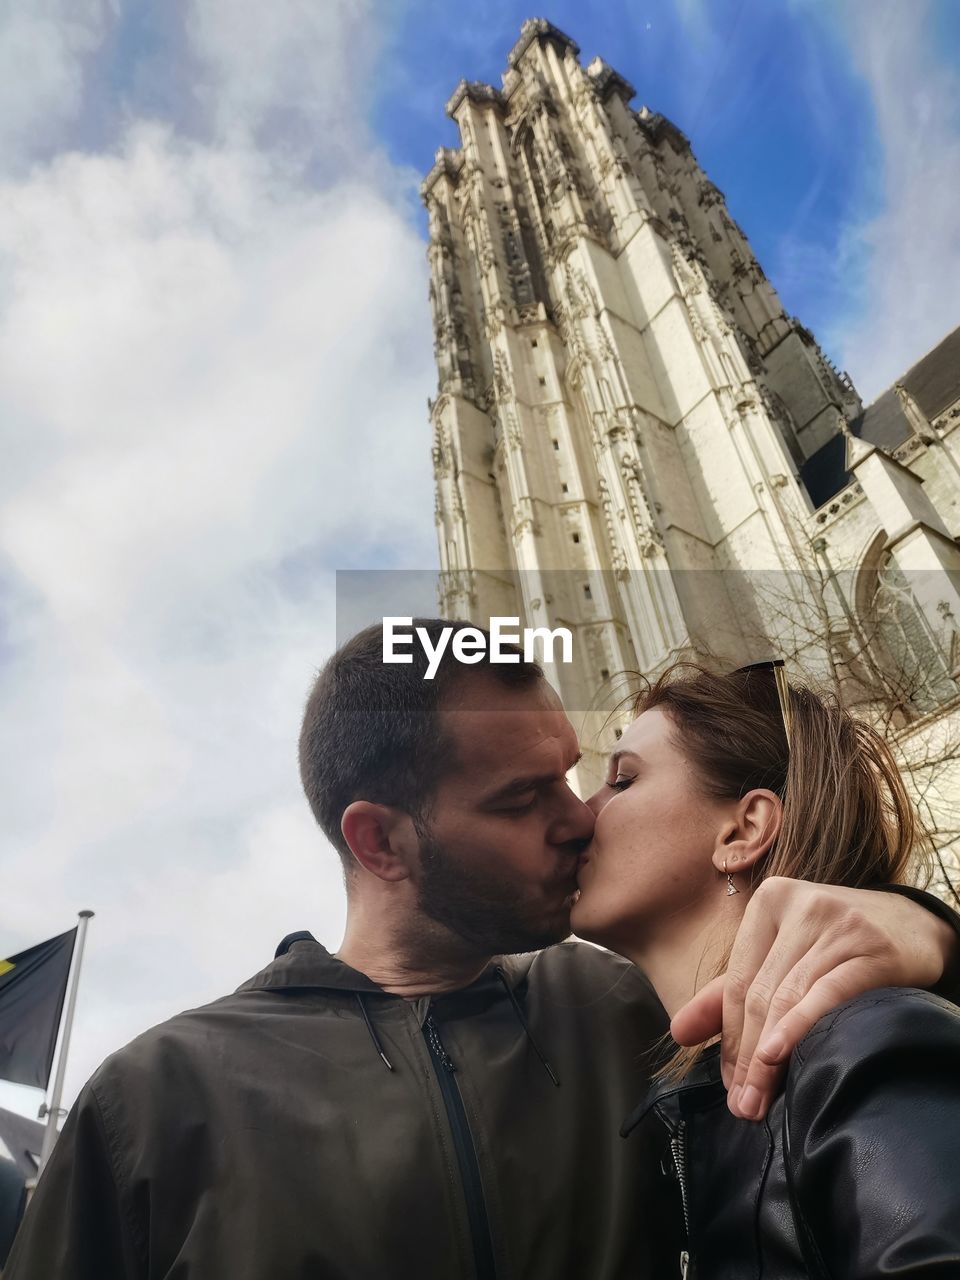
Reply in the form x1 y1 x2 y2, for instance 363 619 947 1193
679 1250 690 1279
424 1015 457 1072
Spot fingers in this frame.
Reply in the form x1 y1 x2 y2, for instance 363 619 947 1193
720 878 863 1118
722 879 904 1120
728 949 871 1119
719 882 783 1092
670 975 724 1046
753 959 876 1070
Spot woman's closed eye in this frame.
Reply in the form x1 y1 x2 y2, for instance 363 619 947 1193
610 775 635 791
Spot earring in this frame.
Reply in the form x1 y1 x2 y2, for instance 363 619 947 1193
723 858 739 896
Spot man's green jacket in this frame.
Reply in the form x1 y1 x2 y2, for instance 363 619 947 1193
5 936 681 1279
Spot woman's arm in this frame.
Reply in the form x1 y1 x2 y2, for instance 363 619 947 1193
875 883 960 997
785 987 960 1277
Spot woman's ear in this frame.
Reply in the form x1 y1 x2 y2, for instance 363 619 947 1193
711 789 783 877
341 801 417 882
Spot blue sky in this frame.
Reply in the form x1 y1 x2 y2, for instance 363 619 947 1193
369 0 957 393
5 2 956 390
377 0 874 318
0 1 958 1119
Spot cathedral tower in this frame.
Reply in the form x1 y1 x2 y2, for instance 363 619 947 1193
421 19 960 797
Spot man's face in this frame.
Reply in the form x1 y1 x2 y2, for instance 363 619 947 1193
414 673 594 954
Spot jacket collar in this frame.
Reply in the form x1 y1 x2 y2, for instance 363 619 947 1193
236 931 538 998
621 1043 725 1138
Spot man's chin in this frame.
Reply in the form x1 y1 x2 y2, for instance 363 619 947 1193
535 901 577 949
415 840 580 955
491 904 575 956
495 931 572 956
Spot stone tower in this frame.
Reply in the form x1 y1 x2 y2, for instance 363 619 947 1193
421 18 960 809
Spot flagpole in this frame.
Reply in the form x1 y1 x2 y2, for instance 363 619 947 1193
37 910 94 1176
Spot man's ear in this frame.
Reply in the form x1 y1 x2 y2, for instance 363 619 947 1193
341 801 417 882
711 789 783 877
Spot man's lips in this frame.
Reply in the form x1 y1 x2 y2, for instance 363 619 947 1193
556 849 591 902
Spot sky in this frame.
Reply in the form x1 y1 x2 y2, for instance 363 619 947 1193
1 0 959 1120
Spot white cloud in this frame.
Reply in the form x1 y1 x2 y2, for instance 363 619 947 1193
185 0 379 164
0 0 111 172
0 2 437 1114
831 0 960 399
672 0 710 38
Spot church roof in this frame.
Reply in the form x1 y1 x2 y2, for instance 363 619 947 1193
900 325 960 422
858 324 960 449
857 386 911 451
800 325 960 508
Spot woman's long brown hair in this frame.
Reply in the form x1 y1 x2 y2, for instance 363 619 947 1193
635 662 934 1078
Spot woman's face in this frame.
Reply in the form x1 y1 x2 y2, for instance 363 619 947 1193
570 706 730 949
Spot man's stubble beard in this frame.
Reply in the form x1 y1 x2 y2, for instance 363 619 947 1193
415 829 575 956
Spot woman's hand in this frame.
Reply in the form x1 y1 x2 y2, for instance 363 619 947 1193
670 877 959 1120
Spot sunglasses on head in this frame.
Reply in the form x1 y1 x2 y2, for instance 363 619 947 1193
733 659 793 751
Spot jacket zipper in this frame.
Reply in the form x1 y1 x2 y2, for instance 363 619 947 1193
423 1014 498 1280
670 1120 691 1279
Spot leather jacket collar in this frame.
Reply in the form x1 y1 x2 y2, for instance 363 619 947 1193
621 1043 724 1140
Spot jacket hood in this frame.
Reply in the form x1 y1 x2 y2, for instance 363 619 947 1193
235 930 539 998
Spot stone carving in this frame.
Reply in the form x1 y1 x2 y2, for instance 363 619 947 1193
597 476 627 571
619 453 664 554
894 435 927 464
564 264 598 318
481 297 507 338
497 402 523 452
431 423 450 476
813 483 865 526
697 179 723 209
493 351 513 404
496 199 538 309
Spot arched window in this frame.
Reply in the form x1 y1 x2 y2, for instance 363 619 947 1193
866 550 957 715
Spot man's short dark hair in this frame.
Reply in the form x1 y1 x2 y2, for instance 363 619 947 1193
298 619 544 866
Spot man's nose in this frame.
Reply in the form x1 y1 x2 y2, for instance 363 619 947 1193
585 785 611 817
550 787 595 845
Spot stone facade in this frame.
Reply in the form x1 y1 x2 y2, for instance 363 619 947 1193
422 19 960 890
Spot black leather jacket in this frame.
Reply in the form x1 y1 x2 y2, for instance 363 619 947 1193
623 988 960 1279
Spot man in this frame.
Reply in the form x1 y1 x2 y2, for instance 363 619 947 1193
8 621 960 1279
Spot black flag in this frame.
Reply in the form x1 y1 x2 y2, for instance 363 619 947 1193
0 930 77 1090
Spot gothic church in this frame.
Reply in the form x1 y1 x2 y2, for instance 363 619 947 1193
422 19 960 878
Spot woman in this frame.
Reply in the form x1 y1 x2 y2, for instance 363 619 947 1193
571 661 960 1279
